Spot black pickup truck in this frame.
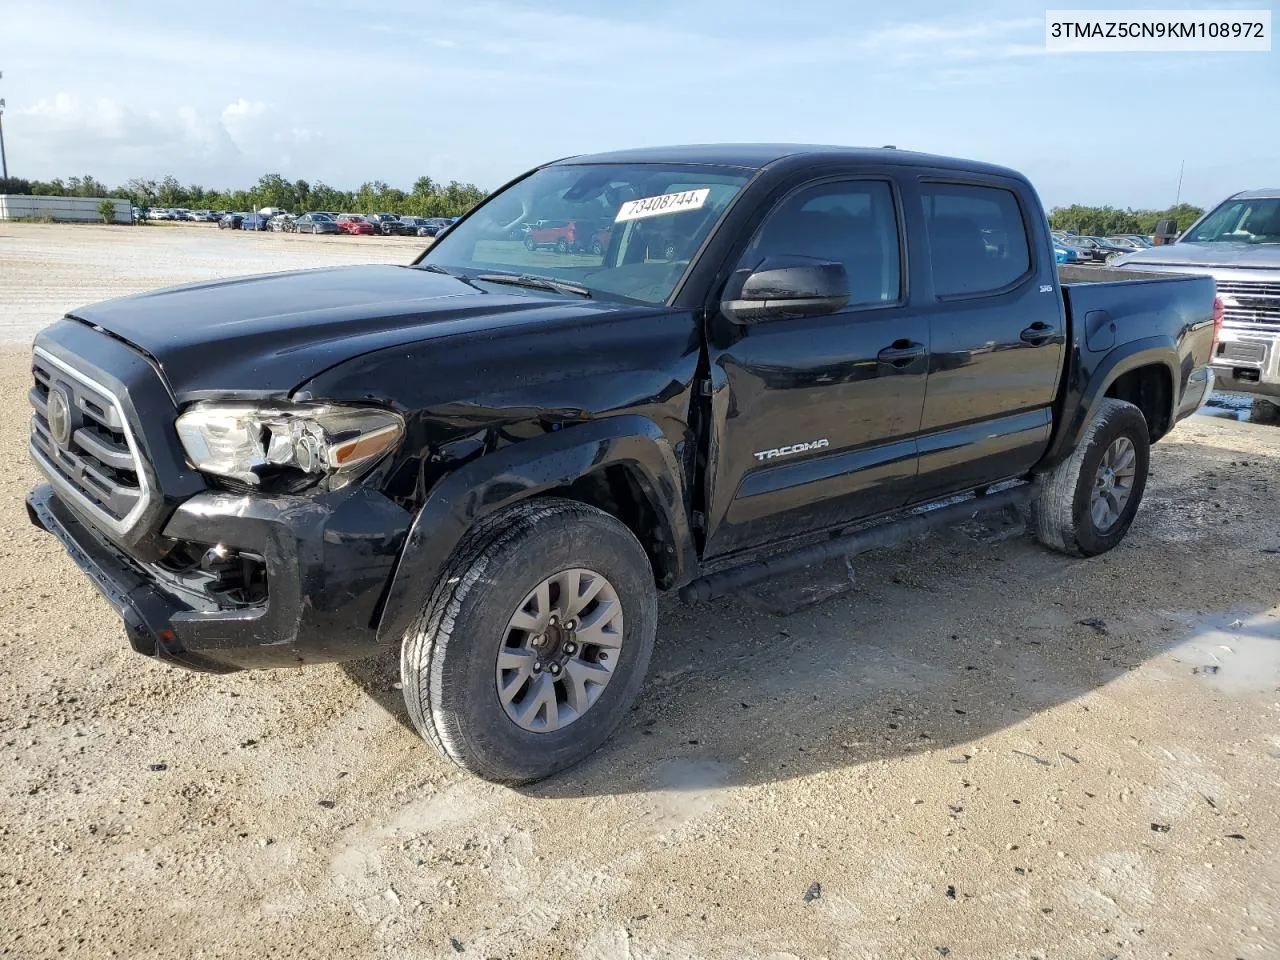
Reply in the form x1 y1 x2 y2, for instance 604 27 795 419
27 145 1218 783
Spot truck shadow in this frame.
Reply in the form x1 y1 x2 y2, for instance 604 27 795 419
341 436 1280 797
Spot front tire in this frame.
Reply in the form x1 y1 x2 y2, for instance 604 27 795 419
1031 397 1150 556
401 498 657 784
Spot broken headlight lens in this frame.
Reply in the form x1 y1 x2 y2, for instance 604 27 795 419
175 403 405 489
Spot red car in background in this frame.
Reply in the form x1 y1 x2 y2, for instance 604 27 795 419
587 224 614 255
523 220 576 252
523 219 615 254
336 214 376 236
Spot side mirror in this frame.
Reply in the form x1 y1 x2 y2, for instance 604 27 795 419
722 256 850 324
1153 218 1179 245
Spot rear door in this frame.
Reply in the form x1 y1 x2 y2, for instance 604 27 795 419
702 174 930 558
910 178 1064 500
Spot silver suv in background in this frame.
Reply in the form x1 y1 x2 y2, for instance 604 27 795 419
1114 189 1280 412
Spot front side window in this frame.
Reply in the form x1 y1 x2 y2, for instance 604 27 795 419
921 183 1031 297
735 179 902 307
421 162 752 305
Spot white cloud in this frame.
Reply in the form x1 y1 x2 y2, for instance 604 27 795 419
19 93 237 163
13 93 312 184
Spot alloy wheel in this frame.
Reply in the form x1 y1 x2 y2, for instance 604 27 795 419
496 568 623 733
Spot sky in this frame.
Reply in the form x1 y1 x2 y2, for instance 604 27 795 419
0 0 1276 210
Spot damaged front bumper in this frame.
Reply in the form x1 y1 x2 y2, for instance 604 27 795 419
27 482 411 672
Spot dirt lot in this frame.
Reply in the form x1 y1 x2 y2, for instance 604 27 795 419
1 223 1278 959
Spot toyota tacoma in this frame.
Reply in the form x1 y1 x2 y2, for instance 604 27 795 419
27 145 1218 783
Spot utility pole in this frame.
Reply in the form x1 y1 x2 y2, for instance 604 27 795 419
1174 159 1185 207
0 71 9 181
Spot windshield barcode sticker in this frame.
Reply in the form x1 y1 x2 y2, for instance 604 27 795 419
615 188 710 223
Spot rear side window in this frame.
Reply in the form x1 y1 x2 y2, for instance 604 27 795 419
739 179 902 307
921 183 1031 297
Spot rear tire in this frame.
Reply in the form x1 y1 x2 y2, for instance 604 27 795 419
401 498 657 784
1031 398 1150 557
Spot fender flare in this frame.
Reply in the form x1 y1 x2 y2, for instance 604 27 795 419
1042 337 1180 469
374 415 695 645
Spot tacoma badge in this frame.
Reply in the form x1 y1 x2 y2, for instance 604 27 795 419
753 439 829 462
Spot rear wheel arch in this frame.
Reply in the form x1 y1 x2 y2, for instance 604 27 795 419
1074 344 1179 448
1104 362 1174 441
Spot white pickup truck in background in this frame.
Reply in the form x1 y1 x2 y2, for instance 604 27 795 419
1115 188 1280 418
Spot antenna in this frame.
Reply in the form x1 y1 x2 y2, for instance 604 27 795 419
1174 159 1185 207
0 70 8 180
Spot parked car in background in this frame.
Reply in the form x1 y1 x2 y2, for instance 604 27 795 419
416 217 452 238
240 213 271 231
336 214 376 235
1083 236 1134 261
131 207 148 223
1104 236 1143 251
586 222 616 255
293 212 341 235
148 208 174 221
523 219 579 252
269 214 296 232
1114 187 1280 413
187 210 217 222
393 216 427 236
217 213 244 230
363 213 403 235
1062 236 1109 263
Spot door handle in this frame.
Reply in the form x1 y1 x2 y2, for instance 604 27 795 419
1020 322 1057 346
877 340 926 368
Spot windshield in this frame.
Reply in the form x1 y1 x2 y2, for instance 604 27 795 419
420 162 753 304
1184 197 1280 244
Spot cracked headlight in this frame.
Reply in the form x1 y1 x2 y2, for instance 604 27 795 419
175 403 405 489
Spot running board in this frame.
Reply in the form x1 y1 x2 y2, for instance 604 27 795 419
677 483 1035 603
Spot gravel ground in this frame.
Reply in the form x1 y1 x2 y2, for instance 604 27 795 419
0 222 420 344
1 223 1278 959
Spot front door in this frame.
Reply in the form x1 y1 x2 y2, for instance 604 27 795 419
702 177 929 559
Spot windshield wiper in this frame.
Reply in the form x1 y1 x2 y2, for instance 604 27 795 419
473 273 592 298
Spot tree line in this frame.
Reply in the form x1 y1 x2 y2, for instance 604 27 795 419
0 173 1211 234
1047 202 1204 237
0 172 488 219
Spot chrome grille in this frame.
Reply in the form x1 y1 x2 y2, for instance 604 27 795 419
29 348 152 535
1216 279 1280 330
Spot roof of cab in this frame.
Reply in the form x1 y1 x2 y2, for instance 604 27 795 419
551 143 1025 179
1231 187 1280 200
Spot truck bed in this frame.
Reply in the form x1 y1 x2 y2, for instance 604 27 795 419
1058 264 1194 285
1057 265 1214 335
1052 263 1217 443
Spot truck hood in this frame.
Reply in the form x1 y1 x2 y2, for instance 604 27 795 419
1115 241 1280 271
65 264 618 401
